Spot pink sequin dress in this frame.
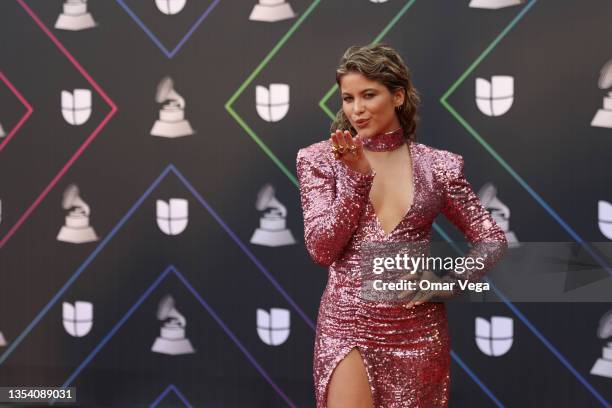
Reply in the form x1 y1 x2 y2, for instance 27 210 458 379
296 135 508 408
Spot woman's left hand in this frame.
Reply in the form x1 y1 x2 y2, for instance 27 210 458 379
402 269 455 309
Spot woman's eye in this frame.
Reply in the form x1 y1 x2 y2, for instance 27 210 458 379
343 97 353 102
365 93 374 98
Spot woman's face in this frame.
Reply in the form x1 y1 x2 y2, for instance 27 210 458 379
340 72 404 139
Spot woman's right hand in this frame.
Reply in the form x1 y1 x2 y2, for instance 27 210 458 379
330 130 372 175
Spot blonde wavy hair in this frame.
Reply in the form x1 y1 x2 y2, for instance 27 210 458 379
331 44 421 142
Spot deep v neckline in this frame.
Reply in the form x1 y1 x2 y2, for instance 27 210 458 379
368 141 417 238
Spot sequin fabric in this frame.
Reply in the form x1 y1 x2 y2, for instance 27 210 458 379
361 127 405 152
296 139 508 408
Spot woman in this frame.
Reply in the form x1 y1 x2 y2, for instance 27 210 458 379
296 44 508 408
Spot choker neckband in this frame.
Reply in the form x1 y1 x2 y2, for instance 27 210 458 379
361 127 406 152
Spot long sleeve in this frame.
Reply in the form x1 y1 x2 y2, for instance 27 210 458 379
296 146 375 267
439 153 508 283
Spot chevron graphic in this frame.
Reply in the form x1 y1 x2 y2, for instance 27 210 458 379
51 265 296 407
149 384 193 408
0 71 33 152
115 0 221 59
0 0 117 249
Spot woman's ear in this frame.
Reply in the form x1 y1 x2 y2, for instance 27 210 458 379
394 88 405 107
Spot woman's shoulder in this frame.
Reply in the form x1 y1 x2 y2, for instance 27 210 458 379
297 139 331 158
413 141 464 176
414 142 463 168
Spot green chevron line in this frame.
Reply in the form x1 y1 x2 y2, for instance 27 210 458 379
319 0 418 119
225 0 323 186
439 1 537 193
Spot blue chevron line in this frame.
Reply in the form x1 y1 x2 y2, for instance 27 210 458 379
450 350 505 408
50 266 296 407
0 164 314 367
150 384 193 408
115 0 221 58
433 226 611 407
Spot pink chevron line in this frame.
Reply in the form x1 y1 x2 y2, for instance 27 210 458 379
0 0 118 249
0 71 33 152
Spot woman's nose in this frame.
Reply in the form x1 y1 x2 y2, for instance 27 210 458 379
353 99 365 114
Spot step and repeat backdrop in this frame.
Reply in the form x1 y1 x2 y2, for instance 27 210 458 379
1 0 612 407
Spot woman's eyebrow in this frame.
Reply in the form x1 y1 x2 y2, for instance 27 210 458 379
341 88 378 96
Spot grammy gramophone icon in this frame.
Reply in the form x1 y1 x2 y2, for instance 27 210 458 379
56 183 99 244
591 310 612 378
250 183 296 247
151 295 195 355
150 76 194 138
478 182 520 248
55 0 97 31
591 58 612 128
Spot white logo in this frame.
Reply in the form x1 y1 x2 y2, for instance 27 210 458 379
0 122 5 137
478 182 520 248
591 310 612 378
256 83 290 122
61 89 92 125
249 0 296 22
157 198 189 236
63 301 93 337
369 0 389 3
598 201 612 240
469 0 523 9
151 295 195 355
250 183 296 247
0 331 6 347
257 308 290 346
156 0 187 15
591 59 612 128
475 316 513 356
475 76 514 117
55 0 97 31
151 77 194 138
57 183 99 244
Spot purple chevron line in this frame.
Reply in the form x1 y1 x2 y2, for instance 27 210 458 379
150 384 193 408
115 0 221 58
50 266 296 407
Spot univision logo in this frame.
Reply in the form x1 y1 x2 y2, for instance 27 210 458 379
256 308 290 346
475 316 513 356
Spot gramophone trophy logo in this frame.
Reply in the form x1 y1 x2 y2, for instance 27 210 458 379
55 0 97 31
0 122 5 138
150 76 195 138
250 183 296 247
56 183 99 244
469 0 523 9
478 182 520 248
151 295 195 355
591 310 612 378
591 58 612 128
249 0 296 22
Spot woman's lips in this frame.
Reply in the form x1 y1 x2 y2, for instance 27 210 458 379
355 119 370 128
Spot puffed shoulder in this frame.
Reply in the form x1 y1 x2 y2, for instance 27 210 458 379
296 139 335 176
425 144 465 186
